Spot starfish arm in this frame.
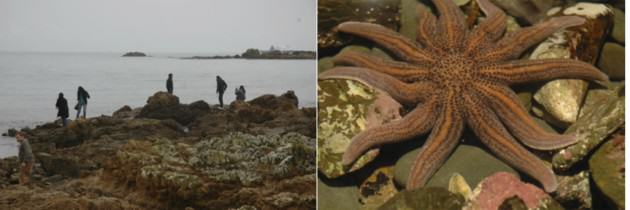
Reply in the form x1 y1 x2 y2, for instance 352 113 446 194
407 93 463 189
337 22 435 64
415 5 439 50
484 16 585 61
333 51 430 82
466 0 506 53
479 58 609 84
431 0 468 48
319 67 433 105
342 97 438 166
463 92 558 192
473 82 578 150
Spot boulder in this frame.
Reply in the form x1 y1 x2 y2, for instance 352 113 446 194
137 92 197 125
37 153 80 178
112 105 133 119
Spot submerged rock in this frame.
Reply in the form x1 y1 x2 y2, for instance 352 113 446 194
359 166 399 209
611 7 624 44
597 42 625 80
377 187 465 210
555 171 592 210
394 144 517 189
589 134 625 209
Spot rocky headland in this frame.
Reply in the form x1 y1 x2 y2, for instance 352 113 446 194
0 91 315 210
122 52 147 57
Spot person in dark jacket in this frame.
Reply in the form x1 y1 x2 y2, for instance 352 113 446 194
15 132 34 185
76 86 90 119
55 92 69 126
216 76 228 107
235 85 246 101
166 73 173 94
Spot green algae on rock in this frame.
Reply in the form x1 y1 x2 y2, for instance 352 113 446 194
393 145 518 189
589 134 625 209
377 187 465 210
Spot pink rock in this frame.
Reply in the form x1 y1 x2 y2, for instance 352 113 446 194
468 172 550 210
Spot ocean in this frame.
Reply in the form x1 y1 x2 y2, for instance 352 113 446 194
0 52 316 158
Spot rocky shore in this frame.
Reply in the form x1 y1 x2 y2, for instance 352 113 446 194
0 91 315 210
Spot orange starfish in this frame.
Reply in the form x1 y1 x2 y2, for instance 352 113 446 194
319 0 607 192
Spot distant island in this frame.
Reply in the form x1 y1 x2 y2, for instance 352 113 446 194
122 51 147 57
181 47 315 60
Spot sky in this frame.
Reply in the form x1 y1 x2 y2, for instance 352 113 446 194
0 0 316 53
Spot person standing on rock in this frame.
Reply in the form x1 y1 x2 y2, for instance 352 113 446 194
216 76 228 107
166 73 174 94
76 86 90 119
15 132 34 185
55 92 69 126
235 85 246 101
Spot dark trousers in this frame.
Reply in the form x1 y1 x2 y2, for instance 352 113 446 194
218 91 224 107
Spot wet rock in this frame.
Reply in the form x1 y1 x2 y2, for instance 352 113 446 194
611 7 624 44
318 0 400 50
490 0 554 24
552 87 624 170
466 172 560 210
533 80 588 127
589 134 625 209
37 153 80 178
399 0 418 39
531 2 613 128
103 133 315 209
377 187 465 210
318 78 403 178
359 166 398 209
597 42 625 80
318 178 362 210
555 171 592 210
394 144 518 189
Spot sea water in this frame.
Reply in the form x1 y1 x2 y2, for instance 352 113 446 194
0 52 316 157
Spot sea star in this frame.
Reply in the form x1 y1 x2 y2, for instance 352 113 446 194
319 0 607 192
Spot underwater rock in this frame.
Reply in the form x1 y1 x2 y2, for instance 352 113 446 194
555 171 592 210
552 86 624 170
318 178 362 210
318 57 335 73
466 172 560 210
359 166 399 209
490 0 554 24
611 7 624 44
377 187 465 210
318 78 404 178
597 42 625 80
589 134 625 209
399 0 419 39
318 0 400 50
531 2 613 128
394 144 518 189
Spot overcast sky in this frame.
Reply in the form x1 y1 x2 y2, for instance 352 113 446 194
0 0 315 53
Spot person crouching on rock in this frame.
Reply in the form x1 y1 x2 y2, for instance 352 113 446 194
55 92 69 126
235 85 246 101
15 132 34 185
76 86 90 119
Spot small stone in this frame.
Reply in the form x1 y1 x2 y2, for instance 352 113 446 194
448 173 472 200
377 187 465 210
490 0 553 24
318 178 362 210
394 144 518 189
611 7 624 44
589 135 625 209
555 171 592 209
597 42 625 80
